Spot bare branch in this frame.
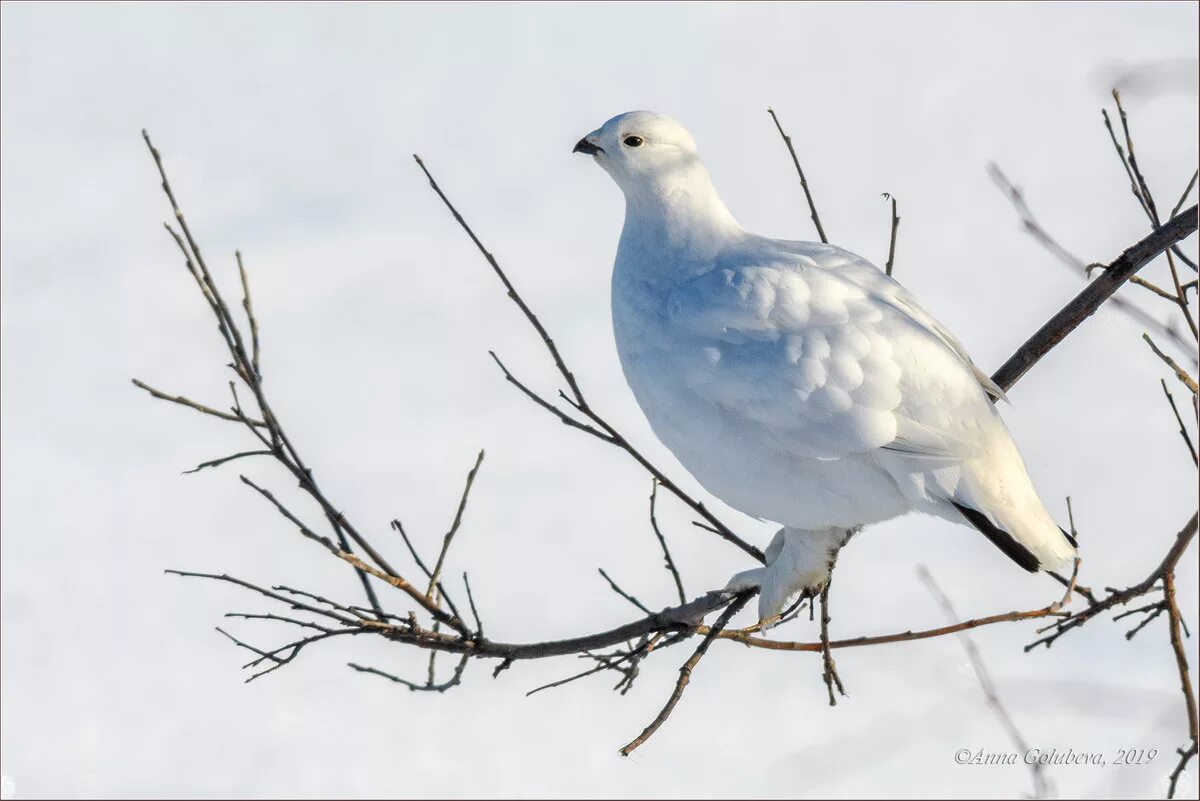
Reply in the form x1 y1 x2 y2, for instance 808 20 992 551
767 106 828 243
487 351 615 441
1102 92 1196 272
1026 512 1197 651
238 475 467 635
183 449 272 474
1164 569 1199 799
882 193 900 277
142 130 393 618
1170 742 1198 799
1113 601 1167 640
1160 379 1199 466
217 626 360 682
1171 170 1198 219
819 580 847 706
427 449 485 597
272 585 379 621
391 519 434 578
166 570 360 627
463 572 484 637
524 633 677 698
597 568 653 615
648 480 687 605
919 567 1052 799
235 250 262 379
224 612 333 633
1145 333 1199 394
619 592 751 756
1103 95 1158 225
991 204 1197 392
132 378 266 426
349 653 469 693
415 155 763 564
988 164 1195 357
413 154 586 405
146 111 1198 791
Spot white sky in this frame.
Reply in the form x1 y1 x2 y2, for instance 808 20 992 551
2 2 1197 798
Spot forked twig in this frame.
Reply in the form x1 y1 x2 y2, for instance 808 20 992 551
414 153 764 564
619 592 751 756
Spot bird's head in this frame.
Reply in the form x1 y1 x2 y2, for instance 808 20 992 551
573 111 702 195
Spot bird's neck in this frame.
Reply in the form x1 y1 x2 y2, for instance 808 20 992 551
618 163 742 276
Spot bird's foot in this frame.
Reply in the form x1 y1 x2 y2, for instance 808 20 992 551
724 527 850 626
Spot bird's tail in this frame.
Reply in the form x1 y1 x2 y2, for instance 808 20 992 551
946 426 1077 573
951 499 1076 573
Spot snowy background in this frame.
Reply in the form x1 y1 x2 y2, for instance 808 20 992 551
2 2 1197 798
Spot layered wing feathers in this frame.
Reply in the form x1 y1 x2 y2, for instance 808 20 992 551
664 241 993 464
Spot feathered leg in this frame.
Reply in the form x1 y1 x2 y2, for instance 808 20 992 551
725 526 856 623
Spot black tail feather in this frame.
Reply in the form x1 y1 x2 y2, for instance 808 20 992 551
952 502 1040 572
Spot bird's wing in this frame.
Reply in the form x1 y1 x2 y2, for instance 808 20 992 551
806 243 1009 403
664 242 997 462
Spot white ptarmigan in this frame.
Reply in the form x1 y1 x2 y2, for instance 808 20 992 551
573 111 1076 622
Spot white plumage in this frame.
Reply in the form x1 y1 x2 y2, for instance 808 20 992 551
574 111 1076 622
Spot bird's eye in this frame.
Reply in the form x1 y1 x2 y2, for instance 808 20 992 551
623 135 644 148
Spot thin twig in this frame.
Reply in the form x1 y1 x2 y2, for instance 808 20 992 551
239 475 467 634
919 567 1051 799
883 193 900 277
991 204 1197 391
1145 333 1198 394
273 585 375 620
767 107 827 243
427 449 486 598
183 449 272 474
525 659 619 698
524 634 677 698
1103 92 1196 272
1169 741 1198 799
487 352 615 441
143 130 390 619
392 519 434 578
463 572 484 637
166 570 359 627
1114 601 1166 640
1105 93 1158 225
348 654 469 693
1165 248 1199 340
648 480 687 605
132 379 266 426
414 155 586 405
1026 513 1196 652
598 568 653 615
416 155 763 563
619 592 751 756
1160 379 1199 466
224 612 333 633
989 163 1196 363
235 250 261 379
220 626 362 682
1171 170 1198 219
819 581 846 706
1164 570 1199 799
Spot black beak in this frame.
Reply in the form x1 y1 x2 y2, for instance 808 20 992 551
573 138 603 155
